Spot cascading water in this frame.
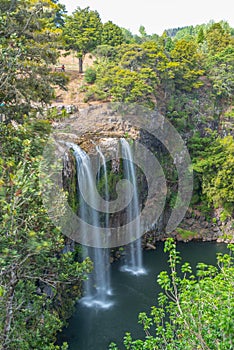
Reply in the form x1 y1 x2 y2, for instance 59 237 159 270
69 143 112 308
96 145 111 296
66 139 146 309
120 138 146 275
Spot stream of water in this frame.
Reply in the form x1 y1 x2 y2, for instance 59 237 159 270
69 139 145 308
120 139 145 276
71 143 112 308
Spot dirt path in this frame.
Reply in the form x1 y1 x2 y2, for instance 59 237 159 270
53 52 96 108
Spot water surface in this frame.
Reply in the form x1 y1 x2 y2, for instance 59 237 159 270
59 242 228 350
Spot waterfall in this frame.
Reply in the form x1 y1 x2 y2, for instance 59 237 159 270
66 139 146 308
96 146 111 296
69 143 112 309
120 139 146 276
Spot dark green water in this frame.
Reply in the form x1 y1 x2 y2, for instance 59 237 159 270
59 242 228 350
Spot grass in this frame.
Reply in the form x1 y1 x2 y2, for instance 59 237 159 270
176 228 198 240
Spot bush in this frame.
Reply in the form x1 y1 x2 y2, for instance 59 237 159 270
84 68 97 84
110 239 234 349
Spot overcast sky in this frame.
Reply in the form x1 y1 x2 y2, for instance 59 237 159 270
61 0 234 35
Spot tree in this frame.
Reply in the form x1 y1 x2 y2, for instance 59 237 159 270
117 43 145 70
139 25 147 37
63 7 102 73
107 66 157 107
0 0 68 121
206 23 231 55
193 135 234 210
207 45 234 101
121 28 136 44
0 120 92 349
52 0 67 27
117 41 169 75
170 39 204 91
93 44 118 60
116 41 175 100
197 27 205 44
159 31 174 52
110 239 234 349
84 62 157 108
101 21 124 47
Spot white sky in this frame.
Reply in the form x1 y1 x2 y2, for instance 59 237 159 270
60 0 234 35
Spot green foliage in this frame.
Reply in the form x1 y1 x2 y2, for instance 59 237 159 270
224 108 234 118
63 7 102 72
1 8 233 347
139 25 147 38
121 28 136 44
197 27 205 44
219 209 231 222
173 25 196 40
193 135 234 210
0 0 68 121
94 44 118 59
101 21 124 47
84 41 177 107
176 228 198 240
159 31 174 52
188 131 234 213
84 67 97 84
170 39 204 91
187 131 218 158
0 121 91 349
83 20 234 114
84 62 157 108
206 23 232 55
207 46 234 100
46 107 69 121
110 239 234 349
52 0 66 27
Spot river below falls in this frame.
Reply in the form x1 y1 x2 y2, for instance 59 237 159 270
58 241 228 350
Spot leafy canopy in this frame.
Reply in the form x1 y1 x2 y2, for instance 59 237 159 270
0 0 67 121
101 21 124 47
63 7 102 72
193 135 234 210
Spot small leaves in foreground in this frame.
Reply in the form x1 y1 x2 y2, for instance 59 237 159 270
110 238 234 349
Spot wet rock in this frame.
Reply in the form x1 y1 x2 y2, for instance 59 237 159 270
187 218 195 226
43 285 54 298
146 243 156 250
115 251 121 259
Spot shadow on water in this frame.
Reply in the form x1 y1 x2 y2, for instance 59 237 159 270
58 242 228 350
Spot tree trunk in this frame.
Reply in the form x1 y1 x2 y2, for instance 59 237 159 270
79 57 83 73
3 271 17 348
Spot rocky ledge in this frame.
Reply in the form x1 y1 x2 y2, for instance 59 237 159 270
142 207 234 247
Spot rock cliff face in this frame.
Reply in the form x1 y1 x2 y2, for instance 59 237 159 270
60 104 233 247
177 209 234 243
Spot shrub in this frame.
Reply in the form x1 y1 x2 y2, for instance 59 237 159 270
84 68 97 84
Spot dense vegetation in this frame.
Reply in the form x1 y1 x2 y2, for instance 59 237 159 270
0 1 233 349
109 239 234 349
80 16 234 215
0 0 68 122
0 120 92 349
0 2 91 349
